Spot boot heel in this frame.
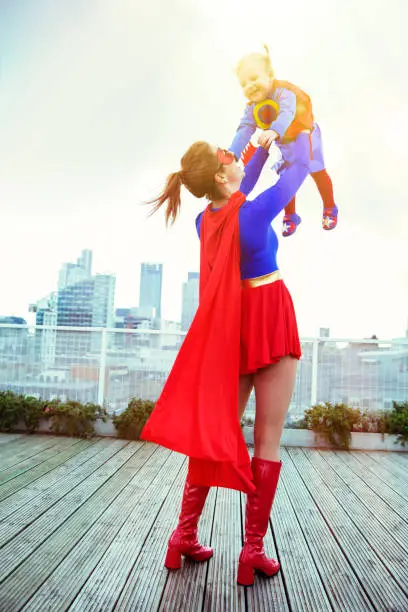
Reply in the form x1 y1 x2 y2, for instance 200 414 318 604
237 562 255 586
164 546 182 570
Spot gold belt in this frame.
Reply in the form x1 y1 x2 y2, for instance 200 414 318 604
241 270 282 289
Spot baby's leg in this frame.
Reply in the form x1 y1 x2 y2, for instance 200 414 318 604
310 170 334 208
285 196 296 215
309 124 338 230
279 140 303 237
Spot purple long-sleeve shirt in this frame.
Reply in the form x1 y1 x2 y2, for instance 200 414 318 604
229 86 296 160
196 133 310 280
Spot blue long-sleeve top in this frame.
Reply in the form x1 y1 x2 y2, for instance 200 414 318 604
196 133 310 280
229 86 296 160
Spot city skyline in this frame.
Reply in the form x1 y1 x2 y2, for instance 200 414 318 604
1 1 407 339
3 243 408 339
24 247 201 329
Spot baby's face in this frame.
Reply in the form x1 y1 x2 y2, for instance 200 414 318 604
237 58 272 103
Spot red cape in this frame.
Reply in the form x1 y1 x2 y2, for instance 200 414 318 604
140 191 255 494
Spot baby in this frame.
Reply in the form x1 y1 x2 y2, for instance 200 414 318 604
229 46 338 236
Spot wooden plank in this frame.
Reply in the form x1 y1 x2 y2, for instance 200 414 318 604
21 448 183 612
113 458 189 612
0 434 25 445
364 451 408 482
301 448 408 607
0 435 47 458
333 451 408 524
0 437 125 524
282 447 373 612
200 487 244 612
324 451 408 546
71 457 208 612
0 435 81 475
0 438 91 494
0 442 161 611
0 435 62 469
201 486 245 612
158 475 217 612
242 490 290 612
0 438 131 572
384 452 408 468
347 451 408 502
272 452 333 612
0 436 81 475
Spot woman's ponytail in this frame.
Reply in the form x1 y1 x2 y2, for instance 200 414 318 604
150 171 183 225
148 141 220 225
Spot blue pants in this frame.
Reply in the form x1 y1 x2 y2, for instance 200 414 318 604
275 123 326 174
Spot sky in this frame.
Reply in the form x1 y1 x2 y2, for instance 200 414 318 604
1 0 407 339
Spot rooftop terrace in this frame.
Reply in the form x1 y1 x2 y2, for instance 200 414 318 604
0 433 407 610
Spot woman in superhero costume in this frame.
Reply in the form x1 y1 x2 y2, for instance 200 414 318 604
141 132 310 586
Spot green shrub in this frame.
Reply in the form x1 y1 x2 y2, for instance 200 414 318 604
304 402 361 449
383 401 408 446
240 415 254 429
44 400 108 438
353 408 387 434
113 398 155 440
0 391 21 432
20 395 46 433
0 392 43 433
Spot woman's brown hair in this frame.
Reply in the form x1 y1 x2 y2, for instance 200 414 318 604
150 141 224 225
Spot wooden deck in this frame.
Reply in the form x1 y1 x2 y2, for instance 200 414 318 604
0 433 407 611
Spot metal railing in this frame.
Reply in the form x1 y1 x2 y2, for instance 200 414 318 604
1 324 407 422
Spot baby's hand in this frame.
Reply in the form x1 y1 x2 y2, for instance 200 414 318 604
258 130 279 149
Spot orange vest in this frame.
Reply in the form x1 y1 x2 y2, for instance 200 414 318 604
273 80 314 143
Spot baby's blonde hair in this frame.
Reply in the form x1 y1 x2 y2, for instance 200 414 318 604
235 44 274 78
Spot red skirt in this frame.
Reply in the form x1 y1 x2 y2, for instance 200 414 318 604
240 276 301 375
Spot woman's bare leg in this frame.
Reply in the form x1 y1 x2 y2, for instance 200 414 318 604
238 373 254 420
253 357 298 461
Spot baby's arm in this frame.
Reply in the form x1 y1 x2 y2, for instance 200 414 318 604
269 88 296 141
229 104 256 160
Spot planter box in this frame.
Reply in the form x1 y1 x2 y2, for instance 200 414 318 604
10 419 408 451
243 426 408 452
14 417 117 438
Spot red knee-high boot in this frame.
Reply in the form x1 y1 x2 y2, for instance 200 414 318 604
164 477 213 570
237 457 282 586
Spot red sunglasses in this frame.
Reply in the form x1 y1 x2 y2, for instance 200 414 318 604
217 148 235 166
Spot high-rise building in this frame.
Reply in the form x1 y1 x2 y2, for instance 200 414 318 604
54 250 114 329
58 249 92 290
57 274 115 328
30 250 115 363
77 249 92 277
57 280 94 327
0 316 28 356
31 293 58 367
91 274 115 328
181 272 199 331
139 263 163 321
56 274 115 354
32 292 57 325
